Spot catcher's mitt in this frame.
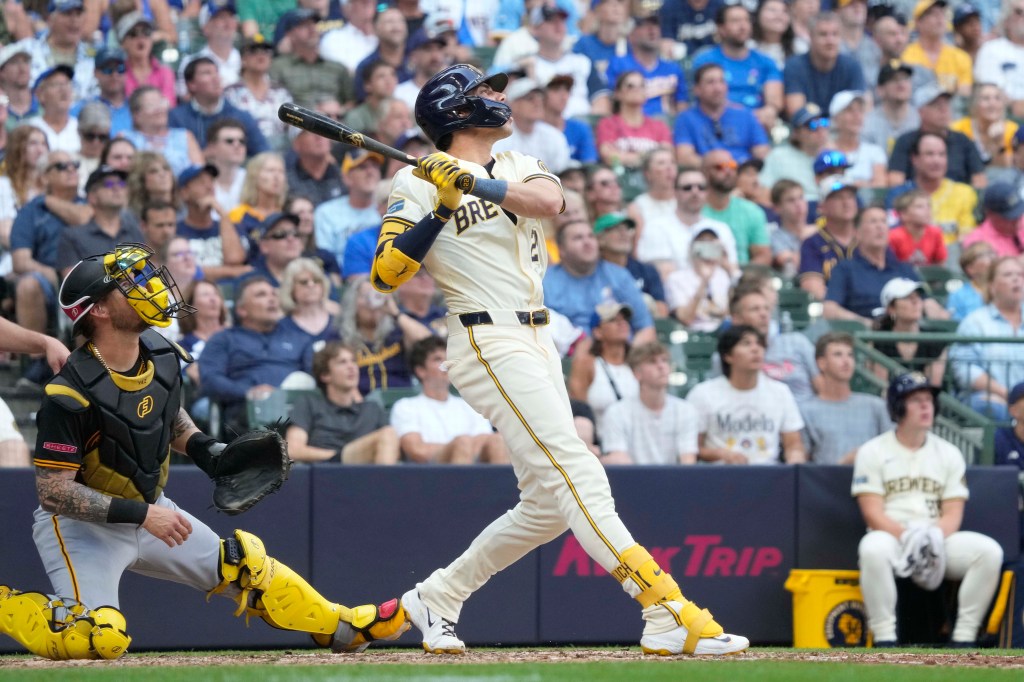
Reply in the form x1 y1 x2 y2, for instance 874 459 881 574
211 429 292 515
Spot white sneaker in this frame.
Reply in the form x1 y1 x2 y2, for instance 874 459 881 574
400 589 466 655
640 601 749 656
641 628 750 656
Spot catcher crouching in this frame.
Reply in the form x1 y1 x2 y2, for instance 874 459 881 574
0 244 408 660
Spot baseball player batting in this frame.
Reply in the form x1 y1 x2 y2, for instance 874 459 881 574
373 64 748 656
853 372 1003 646
0 244 407 660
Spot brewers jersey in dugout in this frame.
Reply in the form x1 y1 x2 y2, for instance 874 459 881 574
383 151 559 313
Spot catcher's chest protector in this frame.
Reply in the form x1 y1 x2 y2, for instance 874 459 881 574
61 330 188 503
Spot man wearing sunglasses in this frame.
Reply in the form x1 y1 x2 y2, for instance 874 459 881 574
71 46 132 136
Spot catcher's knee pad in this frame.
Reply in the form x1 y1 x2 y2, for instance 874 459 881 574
0 585 130 660
210 530 344 638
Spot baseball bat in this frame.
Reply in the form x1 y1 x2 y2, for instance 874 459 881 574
277 103 477 193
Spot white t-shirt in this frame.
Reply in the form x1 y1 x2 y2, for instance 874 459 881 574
664 265 732 333
974 38 1024 102
319 24 378 72
532 52 597 118
635 212 738 269
851 430 969 524
390 393 493 442
492 121 572 174
25 116 79 155
842 141 887 186
601 394 699 465
687 375 805 465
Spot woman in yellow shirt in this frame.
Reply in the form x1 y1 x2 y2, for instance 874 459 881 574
951 83 1019 168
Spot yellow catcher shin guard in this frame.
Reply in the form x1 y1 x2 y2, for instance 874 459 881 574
0 585 130 660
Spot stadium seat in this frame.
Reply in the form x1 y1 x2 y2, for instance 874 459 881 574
829 319 867 333
366 386 421 410
778 288 813 330
247 389 319 429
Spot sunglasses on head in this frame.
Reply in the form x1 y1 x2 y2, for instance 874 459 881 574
47 160 80 172
98 63 126 75
265 230 299 241
82 131 110 143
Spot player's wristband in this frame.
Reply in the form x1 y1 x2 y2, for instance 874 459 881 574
467 177 508 205
186 432 226 477
107 497 149 524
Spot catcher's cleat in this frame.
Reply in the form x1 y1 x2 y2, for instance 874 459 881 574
315 598 411 653
400 589 466 655
640 601 749 656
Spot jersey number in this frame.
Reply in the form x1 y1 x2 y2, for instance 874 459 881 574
530 228 541 263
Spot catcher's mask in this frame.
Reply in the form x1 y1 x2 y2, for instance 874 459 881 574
59 243 196 329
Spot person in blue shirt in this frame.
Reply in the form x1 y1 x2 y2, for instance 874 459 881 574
660 0 723 58
70 46 132 136
542 74 598 164
573 0 631 80
495 0 581 37
783 12 866 118
674 62 771 166
605 13 688 117
544 219 657 344
168 57 268 158
691 4 783 129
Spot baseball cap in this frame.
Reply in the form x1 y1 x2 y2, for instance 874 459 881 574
407 29 446 52
85 165 128 193
241 33 275 52
593 212 636 234
277 8 321 36
1008 382 1024 406
115 12 154 42
911 0 946 22
529 5 569 26
589 302 632 330
791 104 828 129
505 77 544 103
199 0 236 27
867 0 896 20
258 212 300 238
341 148 385 174
32 64 74 92
880 277 926 308
48 0 83 13
394 128 430 149
94 45 126 67
177 163 219 187
819 177 856 200
814 150 851 175
829 90 866 118
983 182 1024 221
425 9 458 38
545 73 575 89
911 81 952 109
953 2 980 26
0 41 31 70
877 60 914 86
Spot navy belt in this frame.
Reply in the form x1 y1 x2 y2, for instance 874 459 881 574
458 309 550 328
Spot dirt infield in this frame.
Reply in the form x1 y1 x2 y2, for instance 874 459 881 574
1 648 1023 670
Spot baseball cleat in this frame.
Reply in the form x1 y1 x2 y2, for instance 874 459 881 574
640 600 749 656
400 589 466 655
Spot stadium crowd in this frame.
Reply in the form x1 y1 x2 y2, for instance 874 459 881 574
0 0 1022 483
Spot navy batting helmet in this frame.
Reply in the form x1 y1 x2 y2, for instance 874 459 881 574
887 372 940 421
415 64 511 151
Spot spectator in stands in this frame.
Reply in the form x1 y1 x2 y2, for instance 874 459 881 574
372 97 414 150
199 275 315 430
117 12 175 104
735 158 774 217
625 150 672 238
11 151 81 358
760 104 830 206
888 189 947 265
341 180 390 282
825 205 930 324
86 0 178 45
992 383 1024 544
974 1 1024 119
25 0 96 100
99 136 135 171
661 0 722 59
838 0 872 57
492 78 571 174
286 341 400 464
178 0 241 96
863 61 920 153
952 257 1024 419
319 0 378 72
74 103 109 193
230 151 287 251
176 163 248 281
901 0 973 97
751 0 798 70
0 126 48 238
600 341 699 465
871 278 948 385
605 11 688 117
391 336 507 464
393 31 447 111
204 119 248 210
597 71 672 169
887 85 986 189
830 91 887 188
853 372 1003 648
246 211 305 287
689 324 806 464
163 235 199 295
789 0 817 51
339 276 433 395
946 242 995 321
799 178 857 299
568 301 640 429
279 256 339 345
126 150 177 218
27 66 78 155
284 126 343 207
784 12 866 118
674 63 770 167
1 41 38 127
576 0 630 81
71 46 131 136
352 8 410 102
395 269 446 334
1013 129 1024 186
138 200 178 267
961 182 1024 258
595 212 667 318
522 8 604 119
862 15 936 93
888 132 979 245
122 86 204 176
345 63 399 135
800 332 890 464
665 226 733 332
178 277 227 414
692 4 782 129
769 179 814 275
288 194 341 289
702 149 771 266
224 35 292 151
951 83 1019 174
543 75 598 165
314 148 383 268
271 8 354 108
544 220 656 343
952 3 984 61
